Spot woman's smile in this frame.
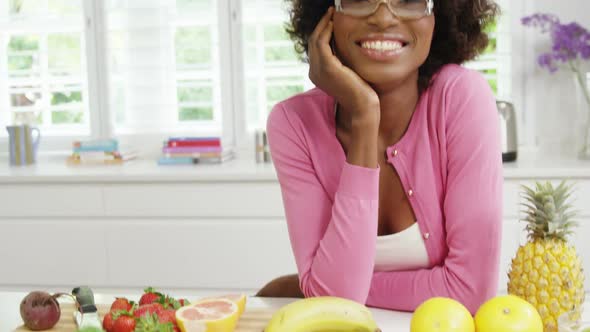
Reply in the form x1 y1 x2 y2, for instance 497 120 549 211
356 34 410 62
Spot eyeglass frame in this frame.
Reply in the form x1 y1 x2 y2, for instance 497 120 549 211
334 0 435 20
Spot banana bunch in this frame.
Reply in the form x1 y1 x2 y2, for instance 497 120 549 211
265 296 381 332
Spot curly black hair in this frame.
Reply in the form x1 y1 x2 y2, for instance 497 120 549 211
285 0 500 92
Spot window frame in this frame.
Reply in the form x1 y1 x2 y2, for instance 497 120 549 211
0 1 97 151
507 0 528 149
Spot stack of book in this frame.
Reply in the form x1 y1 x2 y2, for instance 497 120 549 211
67 139 138 165
158 137 233 165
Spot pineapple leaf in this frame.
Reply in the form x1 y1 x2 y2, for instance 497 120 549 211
521 204 537 214
547 222 558 234
534 209 550 220
521 183 535 194
563 221 580 229
522 196 544 211
520 180 579 240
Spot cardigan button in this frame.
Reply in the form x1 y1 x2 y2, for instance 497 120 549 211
424 232 430 240
408 189 414 197
392 149 399 157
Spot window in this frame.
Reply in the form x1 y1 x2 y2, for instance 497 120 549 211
0 0 90 137
0 0 515 152
105 0 222 135
241 0 313 131
463 0 512 101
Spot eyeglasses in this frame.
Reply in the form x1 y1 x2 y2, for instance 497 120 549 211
334 0 434 20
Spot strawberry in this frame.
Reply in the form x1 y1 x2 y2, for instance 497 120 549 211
135 313 175 332
112 314 136 332
139 287 163 305
158 309 177 324
157 309 180 332
159 295 183 310
102 312 115 332
134 303 163 319
110 297 132 312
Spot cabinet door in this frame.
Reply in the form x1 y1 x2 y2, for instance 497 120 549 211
0 219 109 286
570 217 590 290
102 183 285 218
0 185 103 217
498 218 526 293
104 218 297 290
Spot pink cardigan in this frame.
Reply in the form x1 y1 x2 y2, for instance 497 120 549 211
266 64 503 314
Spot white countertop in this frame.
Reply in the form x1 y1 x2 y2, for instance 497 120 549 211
502 155 590 179
1 152 590 184
0 289 412 331
0 157 278 183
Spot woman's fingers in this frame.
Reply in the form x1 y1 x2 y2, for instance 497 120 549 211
308 7 335 85
316 19 334 61
309 7 334 46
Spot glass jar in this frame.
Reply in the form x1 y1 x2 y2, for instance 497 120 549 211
574 71 590 160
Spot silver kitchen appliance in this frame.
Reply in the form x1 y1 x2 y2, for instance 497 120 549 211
497 100 518 162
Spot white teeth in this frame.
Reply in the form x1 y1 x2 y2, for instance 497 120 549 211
361 40 403 51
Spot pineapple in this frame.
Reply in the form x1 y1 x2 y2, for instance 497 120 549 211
508 181 585 332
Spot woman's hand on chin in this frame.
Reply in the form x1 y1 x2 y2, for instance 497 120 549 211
308 6 380 128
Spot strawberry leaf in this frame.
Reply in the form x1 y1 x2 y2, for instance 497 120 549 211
111 308 135 321
135 313 174 332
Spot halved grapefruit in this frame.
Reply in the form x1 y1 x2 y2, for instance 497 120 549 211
176 298 239 332
196 294 246 316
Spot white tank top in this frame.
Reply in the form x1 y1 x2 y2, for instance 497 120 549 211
374 222 430 272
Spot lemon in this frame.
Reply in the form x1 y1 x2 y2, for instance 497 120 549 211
410 297 475 332
474 295 543 332
176 298 240 332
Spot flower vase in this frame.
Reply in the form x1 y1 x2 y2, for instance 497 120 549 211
575 71 590 160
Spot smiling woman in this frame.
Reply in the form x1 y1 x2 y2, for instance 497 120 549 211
288 0 498 93
262 0 505 315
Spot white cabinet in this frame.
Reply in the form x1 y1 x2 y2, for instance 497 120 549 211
0 160 295 292
103 219 294 289
1 159 589 294
0 219 109 286
102 183 284 218
497 218 525 292
0 185 103 217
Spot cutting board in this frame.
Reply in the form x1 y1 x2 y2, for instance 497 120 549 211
15 303 275 332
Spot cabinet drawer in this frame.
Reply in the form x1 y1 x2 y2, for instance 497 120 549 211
105 219 296 289
0 185 103 217
103 183 285 218
0 219 108 285
575 181 590 217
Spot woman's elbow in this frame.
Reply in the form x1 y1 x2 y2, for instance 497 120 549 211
301 274 371 304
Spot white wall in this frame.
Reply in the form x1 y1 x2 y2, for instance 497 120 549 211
521 0 590 157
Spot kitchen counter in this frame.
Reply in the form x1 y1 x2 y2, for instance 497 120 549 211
1 151 590 184
0 289 411 331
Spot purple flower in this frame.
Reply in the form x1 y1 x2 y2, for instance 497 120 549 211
522 13 590 73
